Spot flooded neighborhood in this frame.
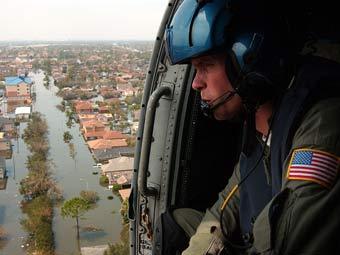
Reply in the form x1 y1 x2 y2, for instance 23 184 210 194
0 41 151 255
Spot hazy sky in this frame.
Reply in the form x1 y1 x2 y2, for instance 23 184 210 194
0 0 169 41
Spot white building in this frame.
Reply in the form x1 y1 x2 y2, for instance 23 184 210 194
15 106 31 119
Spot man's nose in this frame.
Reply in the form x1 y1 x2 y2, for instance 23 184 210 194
192 72 205 91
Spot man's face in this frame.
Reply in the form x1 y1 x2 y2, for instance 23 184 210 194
191 54 243 120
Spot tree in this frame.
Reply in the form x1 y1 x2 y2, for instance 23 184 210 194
68 143 77 169
61 197 91 240
80 190 99 204
63 131 73 143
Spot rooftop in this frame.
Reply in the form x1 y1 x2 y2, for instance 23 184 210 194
102 156 134 173
118 188 131 200
5 76 32 85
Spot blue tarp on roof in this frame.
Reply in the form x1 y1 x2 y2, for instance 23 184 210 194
5 76 32 85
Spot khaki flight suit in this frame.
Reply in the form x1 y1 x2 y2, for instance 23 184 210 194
176 98 340 255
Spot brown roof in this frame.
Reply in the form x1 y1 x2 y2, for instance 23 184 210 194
116 175 128 185
99 106 110 113
84 130 125 140
75 101 93 111
118 188 131 200
103 131 126 140
87 139 127 150
82 120 105 129
78 114 97 120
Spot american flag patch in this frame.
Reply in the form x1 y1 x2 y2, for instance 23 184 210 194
287 149 340 188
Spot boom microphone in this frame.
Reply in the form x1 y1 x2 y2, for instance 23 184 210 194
200 91 236 118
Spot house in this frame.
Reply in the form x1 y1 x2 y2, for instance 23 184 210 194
82 120 106 134
101 156 134 173
0 156 7 190
78 114 97 127
0 157 6 179
116 175 128 185
15 106 31 119
87 139 127 152
118 188 131 200
74 100 93 114
98 105 110 113
5 75 32 100
84 130 126 141
96 113 113 123
99 87 121 99
0 135 11 151
92 147 135 162
0 133 12 159
101 156 134 185
116 84 136 97
0 117 15 134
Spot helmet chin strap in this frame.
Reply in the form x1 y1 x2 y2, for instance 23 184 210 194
200 91 236 118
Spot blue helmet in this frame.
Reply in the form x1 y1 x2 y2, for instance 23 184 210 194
165 0 297 105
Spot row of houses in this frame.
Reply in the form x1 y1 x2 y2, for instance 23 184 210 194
0 117 15 190
72 100 135 193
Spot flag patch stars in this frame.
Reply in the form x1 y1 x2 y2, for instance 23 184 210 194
287 149 340 188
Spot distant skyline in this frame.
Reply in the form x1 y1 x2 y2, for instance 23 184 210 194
0 0 169 41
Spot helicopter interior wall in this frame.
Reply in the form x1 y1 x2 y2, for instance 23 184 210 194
176 102 243 212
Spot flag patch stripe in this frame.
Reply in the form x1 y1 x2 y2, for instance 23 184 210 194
287 149 339 188
290 165 337 178
290 170 334 182
313 156 338 168
311 159 337 172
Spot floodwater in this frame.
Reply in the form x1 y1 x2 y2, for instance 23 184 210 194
0 71 122 255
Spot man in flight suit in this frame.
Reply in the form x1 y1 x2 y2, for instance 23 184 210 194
165 0 340 254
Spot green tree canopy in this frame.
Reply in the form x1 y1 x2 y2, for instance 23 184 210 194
61 197 90 219
61 197 91 240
